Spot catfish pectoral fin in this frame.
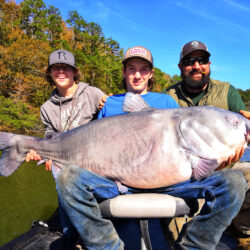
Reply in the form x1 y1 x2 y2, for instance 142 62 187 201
192 158 218 180
115 181 128 194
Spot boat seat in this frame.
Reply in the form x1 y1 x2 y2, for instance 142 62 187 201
99 193 191 250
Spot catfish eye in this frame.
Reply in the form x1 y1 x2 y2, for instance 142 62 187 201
232 118 239 127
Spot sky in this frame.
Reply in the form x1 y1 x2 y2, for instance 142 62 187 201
18 0 250 90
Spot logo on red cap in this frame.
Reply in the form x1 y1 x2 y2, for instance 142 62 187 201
129 48 147 57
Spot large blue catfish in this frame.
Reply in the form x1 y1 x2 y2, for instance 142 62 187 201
0 93 249 188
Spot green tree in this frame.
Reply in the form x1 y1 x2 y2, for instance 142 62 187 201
45 5 63 47
66 10 88 48
0 96 41 134
170 74 182 85
19 0 47 40
66 10 123 92
80 22 105 86
153 68 171 92
102 38 123 94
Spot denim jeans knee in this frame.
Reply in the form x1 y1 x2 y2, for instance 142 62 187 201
174 169 247 250
56 165 124 250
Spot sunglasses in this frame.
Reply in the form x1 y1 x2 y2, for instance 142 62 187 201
182 56 209 66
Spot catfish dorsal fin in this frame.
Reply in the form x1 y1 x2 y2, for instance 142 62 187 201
123 92 150 112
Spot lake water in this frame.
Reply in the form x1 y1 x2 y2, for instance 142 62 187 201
0 162 57 246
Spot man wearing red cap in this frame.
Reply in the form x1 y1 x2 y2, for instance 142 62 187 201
98 46 178 117
97 46 179 249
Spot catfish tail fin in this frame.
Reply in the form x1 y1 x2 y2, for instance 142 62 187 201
0 132 25 177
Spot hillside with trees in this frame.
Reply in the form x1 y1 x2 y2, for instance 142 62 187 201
0 0 249 134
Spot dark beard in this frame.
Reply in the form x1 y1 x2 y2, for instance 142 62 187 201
182 70 210 90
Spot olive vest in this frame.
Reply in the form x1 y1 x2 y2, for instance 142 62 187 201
166 80 230 110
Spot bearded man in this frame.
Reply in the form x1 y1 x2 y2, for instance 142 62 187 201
165 40 250 245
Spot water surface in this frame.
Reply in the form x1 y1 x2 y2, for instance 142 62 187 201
0 162 57 246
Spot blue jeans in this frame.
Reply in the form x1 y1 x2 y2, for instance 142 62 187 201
56 165 247 250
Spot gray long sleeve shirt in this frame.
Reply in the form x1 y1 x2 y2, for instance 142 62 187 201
40 82 105 138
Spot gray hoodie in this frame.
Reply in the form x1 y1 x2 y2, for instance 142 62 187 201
40 82 105 138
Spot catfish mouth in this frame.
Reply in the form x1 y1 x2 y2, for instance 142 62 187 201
246 123 250 145
241 122 249 153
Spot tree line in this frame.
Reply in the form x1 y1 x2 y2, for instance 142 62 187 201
0 0 249 134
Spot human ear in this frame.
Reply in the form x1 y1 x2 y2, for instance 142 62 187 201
149 69 154 79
